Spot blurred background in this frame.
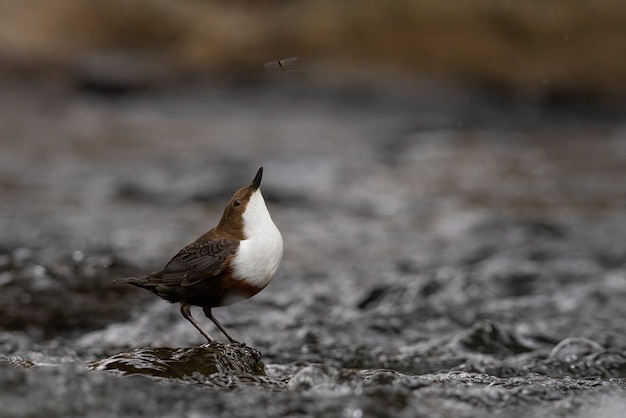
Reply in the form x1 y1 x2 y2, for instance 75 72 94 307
1 0 625 97
2 1 626 417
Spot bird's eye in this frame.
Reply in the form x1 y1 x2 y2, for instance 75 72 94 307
233 199 242 207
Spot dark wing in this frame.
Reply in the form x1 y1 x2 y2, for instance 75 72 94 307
149 238 238 287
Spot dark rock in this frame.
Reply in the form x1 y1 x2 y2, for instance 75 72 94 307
457 321 552 357
88 343 265 379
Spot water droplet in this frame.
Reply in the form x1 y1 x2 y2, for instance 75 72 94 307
72 250 85 262
343 407 363 418
288 365 332 390
32 265 46 278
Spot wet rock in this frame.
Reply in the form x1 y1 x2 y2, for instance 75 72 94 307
532 349 626 379
0 355 37 369
457 321 553 357
88 343 265 379
356 285 395 309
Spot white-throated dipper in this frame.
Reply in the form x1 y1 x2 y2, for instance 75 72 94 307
122 167 283 344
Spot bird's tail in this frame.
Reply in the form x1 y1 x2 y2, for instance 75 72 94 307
116 272 179 303
115 275 150 288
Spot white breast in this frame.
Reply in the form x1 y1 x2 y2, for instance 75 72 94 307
231 189 283 287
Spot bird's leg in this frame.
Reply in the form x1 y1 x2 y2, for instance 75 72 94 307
202 307 238 344
180 303 215 344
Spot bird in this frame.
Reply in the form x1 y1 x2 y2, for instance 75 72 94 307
121 167 283 344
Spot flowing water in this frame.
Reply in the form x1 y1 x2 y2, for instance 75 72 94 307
1 80 626 417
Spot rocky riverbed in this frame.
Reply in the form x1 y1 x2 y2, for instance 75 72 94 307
1 80 626 417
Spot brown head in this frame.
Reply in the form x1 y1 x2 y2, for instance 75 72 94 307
215 167 263 239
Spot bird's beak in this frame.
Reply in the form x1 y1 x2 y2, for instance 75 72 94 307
251 167 263 190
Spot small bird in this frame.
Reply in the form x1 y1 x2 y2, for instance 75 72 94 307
122 167 283 344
